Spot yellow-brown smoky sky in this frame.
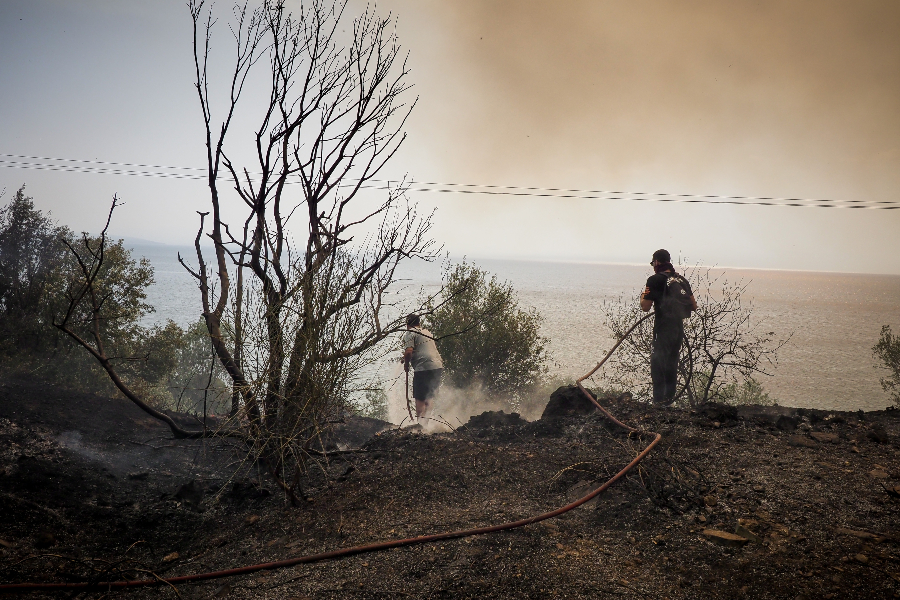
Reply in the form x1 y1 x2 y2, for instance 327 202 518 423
370 0 900 272
0 0 898 273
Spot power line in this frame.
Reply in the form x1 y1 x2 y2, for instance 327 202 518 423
0 153 206 173
0 156 207 181
401 184 899 209
406 180 889 206
2 153 898 210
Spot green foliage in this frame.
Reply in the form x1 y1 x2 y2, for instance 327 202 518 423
692 373 776 406
0 185 72 353
873 325 900 406
0 188 213 408
54 235 156 368
50 236 158 395
354 388 389 421
163 319 231 415
427 263 550 406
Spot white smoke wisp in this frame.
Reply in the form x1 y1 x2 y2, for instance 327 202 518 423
55 430 109 465
385 365 545 433
422 382 509 433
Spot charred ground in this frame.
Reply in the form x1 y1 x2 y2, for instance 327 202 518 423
1 375 899 599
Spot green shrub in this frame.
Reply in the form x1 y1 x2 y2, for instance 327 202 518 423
354 388 389 421
0 187 208 407
0 185 72 356
695 374 776 406
427 262 550 407
873 325 900 406
152 319 231 415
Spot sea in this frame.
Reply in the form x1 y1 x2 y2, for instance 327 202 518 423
132 243 900 413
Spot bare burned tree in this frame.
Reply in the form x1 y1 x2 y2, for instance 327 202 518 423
183 0 437 501
600 264 790 405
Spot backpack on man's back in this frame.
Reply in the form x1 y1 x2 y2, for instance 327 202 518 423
660 275 693 319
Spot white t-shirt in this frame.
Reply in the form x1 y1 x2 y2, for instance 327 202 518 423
401 327 444 371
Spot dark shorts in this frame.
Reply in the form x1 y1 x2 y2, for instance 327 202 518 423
413 368 443 401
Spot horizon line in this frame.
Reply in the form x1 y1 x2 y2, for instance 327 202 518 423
117 237 900 278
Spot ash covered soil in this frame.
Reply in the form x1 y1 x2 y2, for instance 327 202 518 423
1 376 900 599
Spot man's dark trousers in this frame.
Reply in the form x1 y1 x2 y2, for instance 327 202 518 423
650 327 682 404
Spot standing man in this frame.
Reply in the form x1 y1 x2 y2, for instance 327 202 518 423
640 249 697 405
402 314 444 422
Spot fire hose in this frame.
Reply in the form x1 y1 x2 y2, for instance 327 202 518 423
0 314 660 594
405 367 415 422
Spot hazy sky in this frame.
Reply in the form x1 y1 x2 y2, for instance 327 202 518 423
1 1 898 273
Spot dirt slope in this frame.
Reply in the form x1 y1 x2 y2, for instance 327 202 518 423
1 376 899 599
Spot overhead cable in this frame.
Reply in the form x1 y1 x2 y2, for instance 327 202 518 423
1 153 897 210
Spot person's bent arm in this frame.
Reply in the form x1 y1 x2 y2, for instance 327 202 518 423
403 346 414 372
640 286 653 312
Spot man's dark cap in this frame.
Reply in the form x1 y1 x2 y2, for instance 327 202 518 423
406 313 421 327
652 249 671 263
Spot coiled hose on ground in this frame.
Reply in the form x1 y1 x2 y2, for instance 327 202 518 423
0 314 661 594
